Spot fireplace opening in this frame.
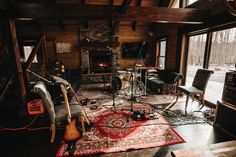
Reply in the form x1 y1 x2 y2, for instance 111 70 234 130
89 50 112 73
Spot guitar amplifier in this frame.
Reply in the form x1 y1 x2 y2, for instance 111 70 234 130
27 99 45 115
222 72 236 106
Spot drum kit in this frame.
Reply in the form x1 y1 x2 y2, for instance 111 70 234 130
111 66 160 96
111 67 145 96
106 43 159 113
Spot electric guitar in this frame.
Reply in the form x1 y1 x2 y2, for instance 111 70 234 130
61 85 82 142
64 118 81 142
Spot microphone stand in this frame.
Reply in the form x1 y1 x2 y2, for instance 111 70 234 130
112 74 117 112
104 46 119 112
129 42 146 116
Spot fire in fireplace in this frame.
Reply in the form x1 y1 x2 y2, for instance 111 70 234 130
89 50 112 73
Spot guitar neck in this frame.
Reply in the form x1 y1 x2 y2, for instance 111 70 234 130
60 84 72 121
70 87 90 126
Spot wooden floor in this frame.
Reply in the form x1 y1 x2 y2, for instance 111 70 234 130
0 83 235 157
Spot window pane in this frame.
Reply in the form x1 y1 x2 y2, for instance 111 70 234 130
186 34 207 86
158 57 165 69
23 46 37 63
188 0 198 5
172 0 180 8
205 27 236 104
159 40 166 56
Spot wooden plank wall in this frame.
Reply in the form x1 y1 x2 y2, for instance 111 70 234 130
154 24 180 70
16 21 153 70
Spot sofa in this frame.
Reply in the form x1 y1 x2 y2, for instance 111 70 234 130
146 69 183 94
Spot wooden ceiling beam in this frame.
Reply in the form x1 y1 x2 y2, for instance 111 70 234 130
10 3 209 24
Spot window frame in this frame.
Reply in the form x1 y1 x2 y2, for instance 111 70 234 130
184 23 236 105
23 45 38 63
156 37 168 69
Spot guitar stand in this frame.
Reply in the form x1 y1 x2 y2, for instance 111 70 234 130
65 142 76 157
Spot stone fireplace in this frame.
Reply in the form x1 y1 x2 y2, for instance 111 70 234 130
80 21 118 74
89 50 112 73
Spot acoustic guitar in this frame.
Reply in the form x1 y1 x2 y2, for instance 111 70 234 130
60 85 82 142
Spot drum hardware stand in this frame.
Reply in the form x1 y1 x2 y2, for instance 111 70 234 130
130 71 134 113
126 42 147 120
125 42 146 97
111 74 118 112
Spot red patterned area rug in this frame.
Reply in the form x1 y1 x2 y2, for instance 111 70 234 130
56 103 185 156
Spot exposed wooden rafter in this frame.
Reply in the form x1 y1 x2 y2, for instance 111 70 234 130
58 20 65 31
81 0 88 31
10 3 209 24
6 18 27 106
132 0 142 31
111 20 120 37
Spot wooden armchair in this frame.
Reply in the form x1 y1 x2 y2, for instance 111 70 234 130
167 69 214 111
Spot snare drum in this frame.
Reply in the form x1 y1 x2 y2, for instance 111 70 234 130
117 71 127 80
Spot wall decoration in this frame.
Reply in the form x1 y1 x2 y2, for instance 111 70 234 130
56 43 71 53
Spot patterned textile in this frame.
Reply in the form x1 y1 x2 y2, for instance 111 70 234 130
56 103 185 156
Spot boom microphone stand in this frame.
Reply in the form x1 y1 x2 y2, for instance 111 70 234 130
102 46 120 112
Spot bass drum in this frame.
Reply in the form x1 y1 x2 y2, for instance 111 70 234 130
111 75 129 91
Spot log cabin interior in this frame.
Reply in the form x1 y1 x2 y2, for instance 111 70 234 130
0 0 236 156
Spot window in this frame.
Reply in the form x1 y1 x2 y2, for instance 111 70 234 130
186 26 236 104
187 0 198 5
172 0 180 8
157 38 167 69
56 43 71 53
186 34 207 86
22 46 38 63
205 27 236 104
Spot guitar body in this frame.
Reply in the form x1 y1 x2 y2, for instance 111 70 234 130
64 119 81 142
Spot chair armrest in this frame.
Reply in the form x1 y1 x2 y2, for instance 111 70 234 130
164 72 184 84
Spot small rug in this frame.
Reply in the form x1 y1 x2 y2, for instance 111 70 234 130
56 103 185 156
141 94 185 106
